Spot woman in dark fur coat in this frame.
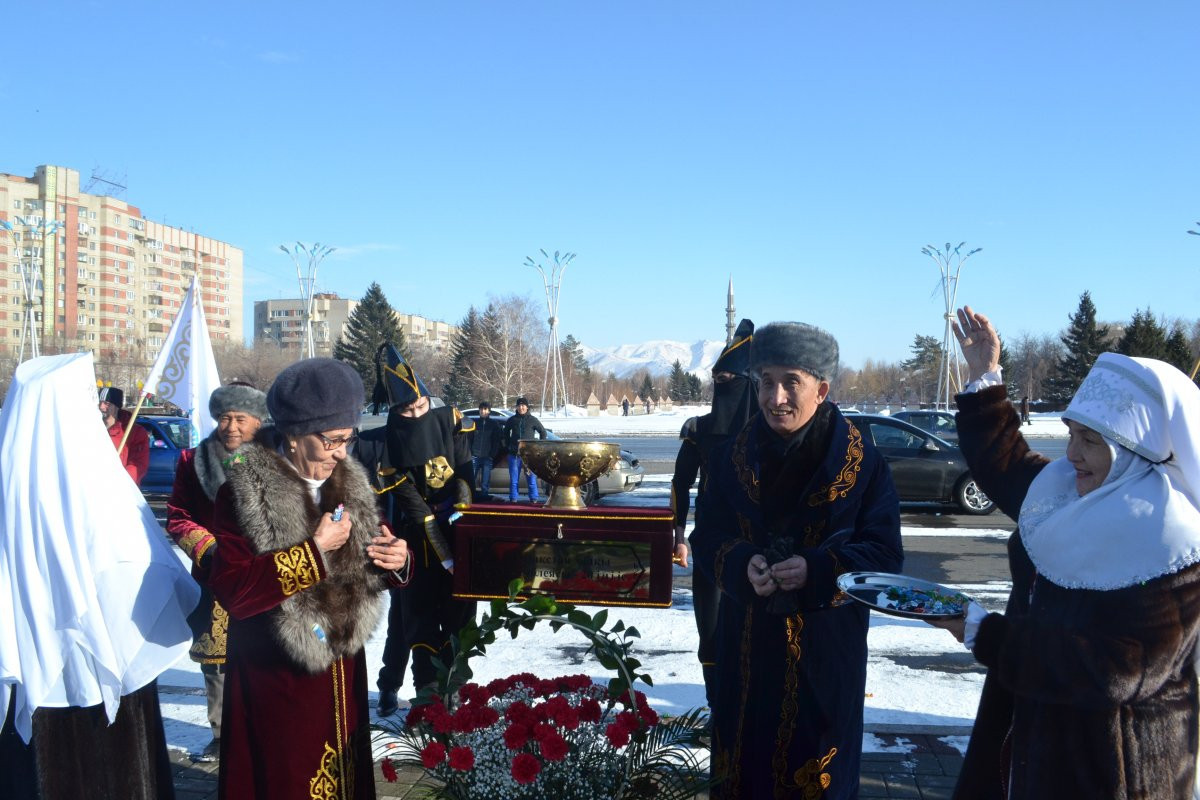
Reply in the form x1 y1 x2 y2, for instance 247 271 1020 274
206 359 412 800
940 307 1200 800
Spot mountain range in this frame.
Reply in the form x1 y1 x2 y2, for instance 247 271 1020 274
578 339 727 379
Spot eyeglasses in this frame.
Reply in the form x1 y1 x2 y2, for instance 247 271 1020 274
316 431 358 451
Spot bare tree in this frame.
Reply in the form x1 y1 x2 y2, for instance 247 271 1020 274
213 340 296 391
458 294 546 408
1007 333 1063 401
408 340 453 400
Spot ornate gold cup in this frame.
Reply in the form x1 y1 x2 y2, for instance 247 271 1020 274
517 439 622 509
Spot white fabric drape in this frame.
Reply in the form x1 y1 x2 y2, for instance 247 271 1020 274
0 352 199 743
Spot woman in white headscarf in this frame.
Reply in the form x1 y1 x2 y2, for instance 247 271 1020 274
940 307 1200 800
0 352 199 800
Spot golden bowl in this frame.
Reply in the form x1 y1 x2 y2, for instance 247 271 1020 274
517 439 622 509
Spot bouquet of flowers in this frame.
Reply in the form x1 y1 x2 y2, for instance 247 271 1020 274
375 583 709 800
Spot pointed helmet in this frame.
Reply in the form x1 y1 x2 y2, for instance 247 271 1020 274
374 343 430 409
712 319 754 378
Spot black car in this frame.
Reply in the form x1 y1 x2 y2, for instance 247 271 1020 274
891 410 960 444
845 413 993 514
134 415 193 494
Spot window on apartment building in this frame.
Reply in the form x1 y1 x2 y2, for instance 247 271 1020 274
12 201 19 210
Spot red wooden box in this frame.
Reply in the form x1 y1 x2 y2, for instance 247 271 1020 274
452 503 675 608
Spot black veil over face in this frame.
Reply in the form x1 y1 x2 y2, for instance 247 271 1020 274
708 319 754 438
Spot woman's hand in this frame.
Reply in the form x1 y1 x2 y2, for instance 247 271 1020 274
748 554 777 596
770 556 809 592
313 512 352 553
952 306 1002 382
928 616 966 643
367 524 410 572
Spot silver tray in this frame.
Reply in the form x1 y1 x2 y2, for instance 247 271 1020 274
835 572 971 620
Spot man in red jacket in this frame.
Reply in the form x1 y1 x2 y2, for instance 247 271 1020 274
98 386 149 486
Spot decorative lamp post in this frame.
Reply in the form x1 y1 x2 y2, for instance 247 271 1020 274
921 242 982 410
525 249 576 414
278 242 335 359
1 216 63 362
1189 223 1199 379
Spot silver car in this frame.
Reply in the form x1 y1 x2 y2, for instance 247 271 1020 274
461 408 644 504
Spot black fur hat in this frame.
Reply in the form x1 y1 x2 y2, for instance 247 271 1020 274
268 358 364 435
97 386 124 408
712 319 754 377
749 322 839 381
209 383 268 422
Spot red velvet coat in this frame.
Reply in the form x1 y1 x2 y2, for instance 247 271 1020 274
207 434 410 800
106 409 149 486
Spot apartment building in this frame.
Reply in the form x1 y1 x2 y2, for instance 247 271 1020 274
254 294 459 355
0 165 243 357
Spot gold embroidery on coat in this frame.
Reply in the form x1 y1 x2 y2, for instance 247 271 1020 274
424 456 454 490
178 528 212 560
726 604 756 798
732 426 759 503
802 521 826 548
276 544 319 596
189 600 229 664
773 614 805 798
808 425 863 506
309 742 341 800
793 747 837 798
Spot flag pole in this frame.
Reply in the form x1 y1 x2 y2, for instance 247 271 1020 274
116 391 150 454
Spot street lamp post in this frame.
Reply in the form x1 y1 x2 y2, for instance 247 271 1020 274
278 242 335 359
1 216 63 362
525 249 576 414
921 242 982 410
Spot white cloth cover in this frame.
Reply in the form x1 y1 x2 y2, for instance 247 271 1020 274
0 352 199 743
1018 353 1200 590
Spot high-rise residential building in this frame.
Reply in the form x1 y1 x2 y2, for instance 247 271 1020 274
0 164 243 359
254 294 459 355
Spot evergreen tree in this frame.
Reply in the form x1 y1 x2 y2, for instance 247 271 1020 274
666 360 689 402
1116 308 1168 360
1042 291 1109 403
686 373 703 402
1165 326 1195 376
902 334 942 405
333 282 405 398
443 306 483 407
561 334 591 379
638 373 657 402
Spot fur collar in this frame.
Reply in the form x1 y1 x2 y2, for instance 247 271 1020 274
193 435 229 502
224 438 386 673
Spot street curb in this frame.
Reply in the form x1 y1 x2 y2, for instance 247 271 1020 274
865 723 973 736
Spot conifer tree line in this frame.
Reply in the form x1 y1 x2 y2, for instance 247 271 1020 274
836 291 1200 409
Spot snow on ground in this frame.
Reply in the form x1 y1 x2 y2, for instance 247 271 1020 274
157 473 1009 759
538 404 1066 439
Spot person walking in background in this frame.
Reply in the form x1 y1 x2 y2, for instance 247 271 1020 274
502 397 546 503
1019 394 1031 425
670 318 754 713
470 400 502 501
356 345 476 715
98 385 149 486
166 381 268 764
691 322 903 800
937 306 1200 799
622 397 630 416
206 357 411 799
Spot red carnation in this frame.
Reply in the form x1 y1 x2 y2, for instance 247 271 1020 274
420 741 447 768
554 704 581 730
448 745 475 771
532 722 557 745
579 697 602 724
605 721 631 748
511 752 542 784
380 756 398 782
504 722 531 750
540 731 569 762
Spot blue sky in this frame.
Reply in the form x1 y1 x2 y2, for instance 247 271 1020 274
5 1 1198 368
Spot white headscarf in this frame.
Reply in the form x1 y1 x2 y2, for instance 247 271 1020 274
1018 353 1200 590
0 353 199 743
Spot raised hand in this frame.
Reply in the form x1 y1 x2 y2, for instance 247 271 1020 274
952 306 1001 382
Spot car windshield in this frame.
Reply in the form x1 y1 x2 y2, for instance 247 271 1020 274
154 419 194 448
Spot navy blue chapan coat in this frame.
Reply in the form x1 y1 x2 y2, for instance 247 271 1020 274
692 404 903 799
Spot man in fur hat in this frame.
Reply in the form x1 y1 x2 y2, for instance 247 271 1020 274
691 321 903 800
98 385 149 486
671 319 754 713
356 344 476 715
166 381 268 763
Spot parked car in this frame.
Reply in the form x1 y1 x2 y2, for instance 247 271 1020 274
134 415 193 494
891 410 960 444
844 413 993 514
461 408 644 504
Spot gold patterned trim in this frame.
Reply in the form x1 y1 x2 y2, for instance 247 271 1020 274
794 747 837 797
275 542 320 596
461 509 673 521
189 600 229 663
374 471 409 495
808 424 863 507
178 528 215 562
732 425 759 503
728 604 755 797
774 614 805 798
309 742 341 800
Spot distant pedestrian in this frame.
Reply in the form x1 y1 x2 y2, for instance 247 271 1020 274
1020 395 1031 425
643 397 651 414
622 397 630 416
470 401 502 500
502 397 546 502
